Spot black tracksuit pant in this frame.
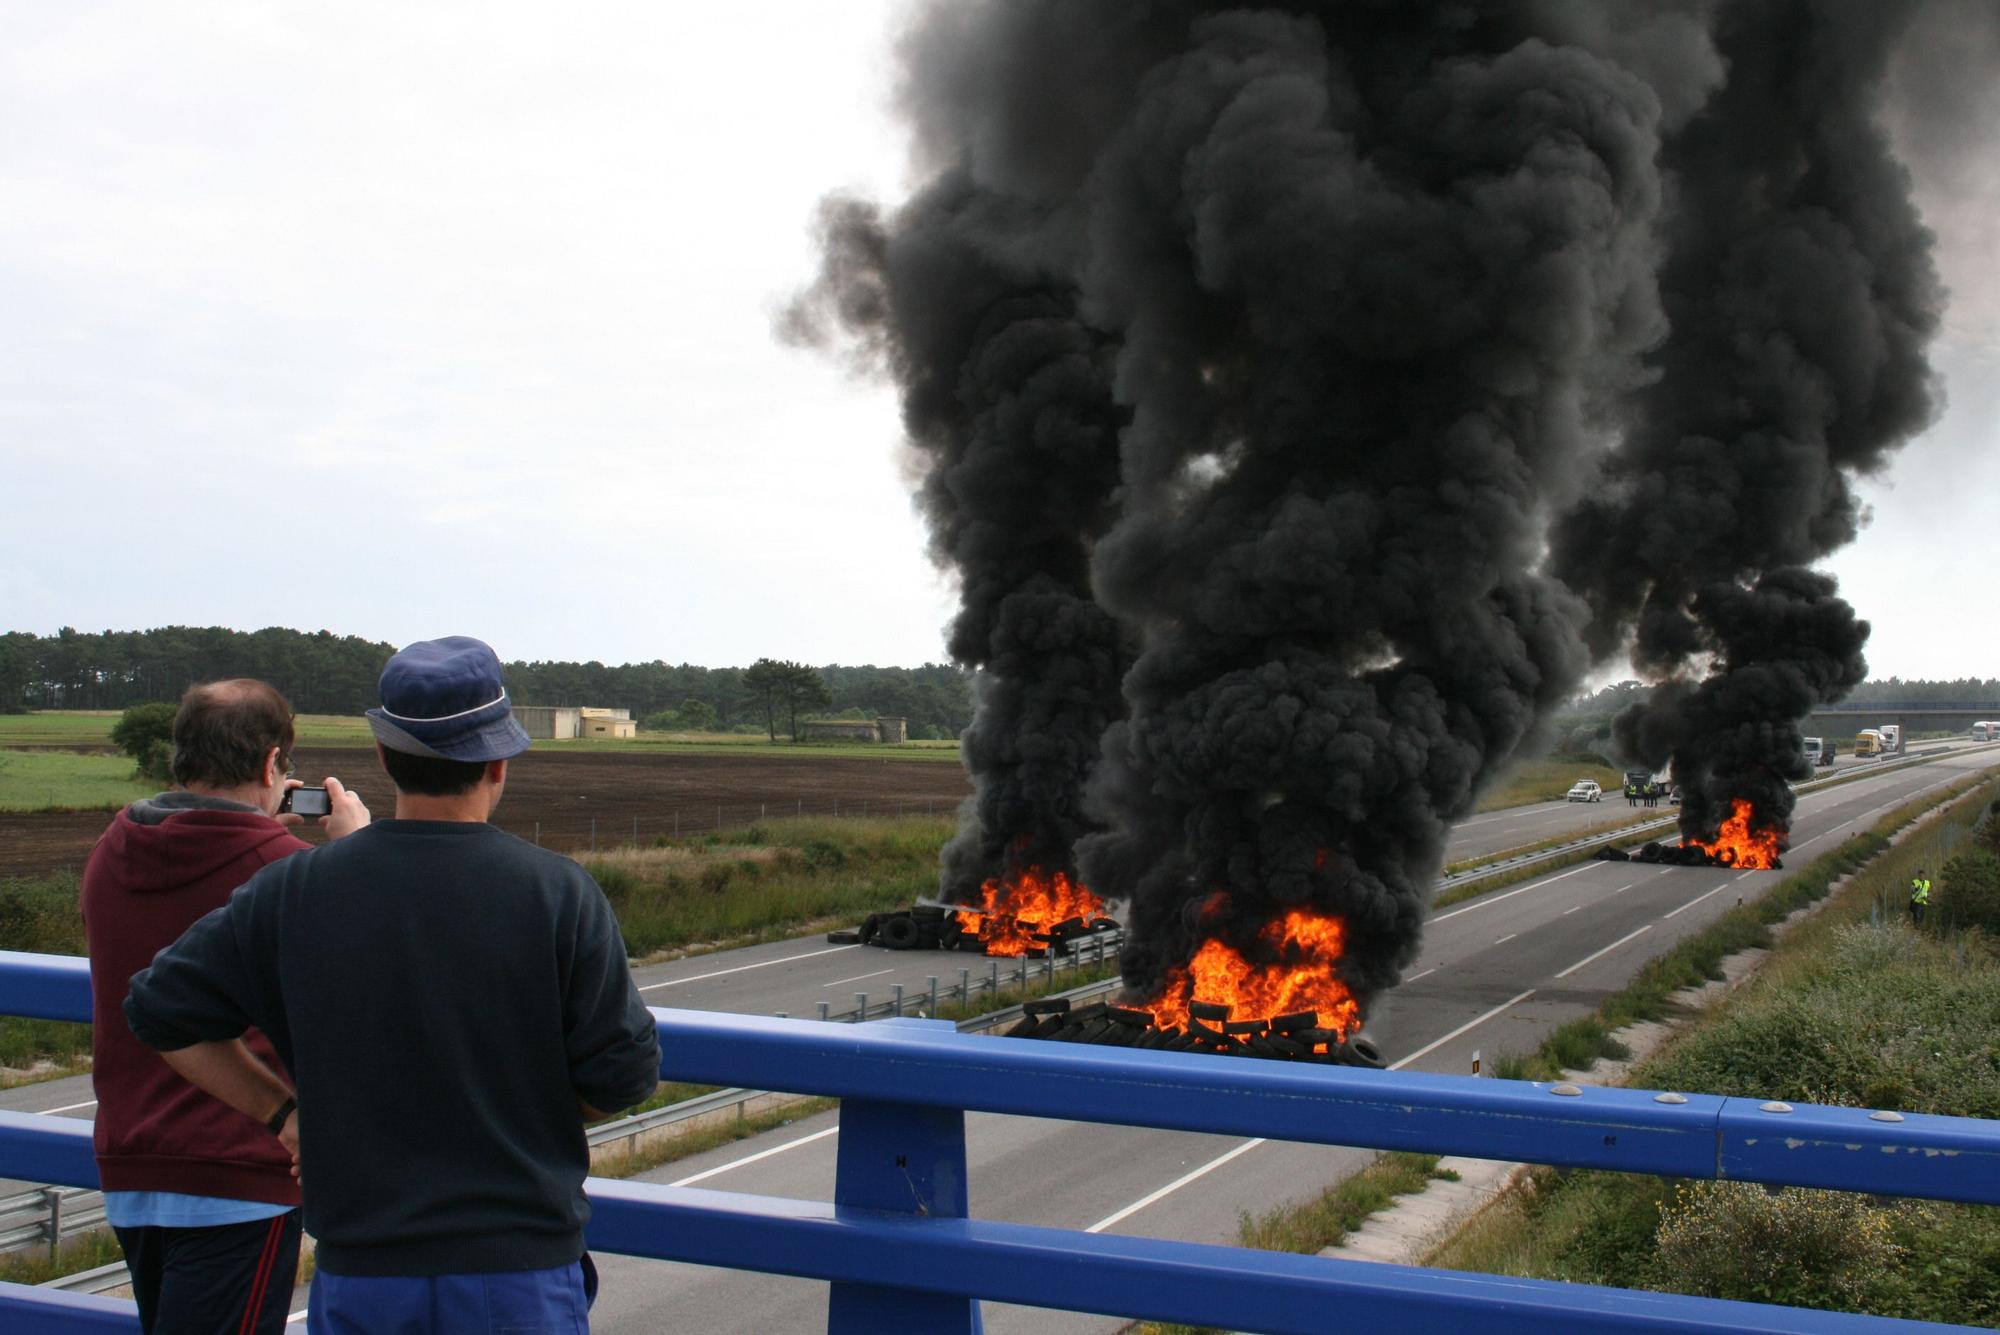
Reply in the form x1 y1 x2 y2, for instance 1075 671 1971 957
114 1211 301 1335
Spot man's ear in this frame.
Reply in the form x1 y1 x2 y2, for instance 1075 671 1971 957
264 747 284 788
487 759 508 787
374 742 390 774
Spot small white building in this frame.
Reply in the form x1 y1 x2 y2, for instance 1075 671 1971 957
512 705 632 740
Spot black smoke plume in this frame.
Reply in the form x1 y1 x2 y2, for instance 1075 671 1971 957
1548 0 1949 847
783 180 1129 900
790 0 1973 1020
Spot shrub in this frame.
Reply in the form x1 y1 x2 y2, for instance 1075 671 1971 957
1652 1181 1904 1310
109 702 177 782
1935 846 2000 935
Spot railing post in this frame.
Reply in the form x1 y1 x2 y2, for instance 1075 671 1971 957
43 1186 61 1262
829 1019 980 1334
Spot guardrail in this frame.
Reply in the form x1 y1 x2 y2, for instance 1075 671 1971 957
3 951 1997 1332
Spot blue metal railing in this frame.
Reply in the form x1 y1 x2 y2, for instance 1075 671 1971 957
3 948 1997 1332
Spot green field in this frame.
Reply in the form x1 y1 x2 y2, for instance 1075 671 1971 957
0 750 155 812
0 711 964 761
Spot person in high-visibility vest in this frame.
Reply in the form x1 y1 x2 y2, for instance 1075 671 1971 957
1909 870 1930 928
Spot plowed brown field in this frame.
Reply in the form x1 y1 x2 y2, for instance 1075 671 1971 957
0 747 971 877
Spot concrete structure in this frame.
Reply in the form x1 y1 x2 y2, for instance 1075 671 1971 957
580 707 636 739
512 705 631 740
799 716 908 744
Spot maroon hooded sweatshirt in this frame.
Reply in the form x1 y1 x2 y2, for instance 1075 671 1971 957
81 793 307 1204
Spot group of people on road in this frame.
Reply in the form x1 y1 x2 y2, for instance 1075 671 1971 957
85 637 661 1334
1623 780 1667 808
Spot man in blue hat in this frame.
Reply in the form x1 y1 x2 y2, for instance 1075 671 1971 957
124 636 661 1333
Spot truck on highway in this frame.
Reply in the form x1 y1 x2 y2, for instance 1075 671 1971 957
1854 728 1883 758
1973 721 2000 742
1876 724 1903 756
1801 737 1834 767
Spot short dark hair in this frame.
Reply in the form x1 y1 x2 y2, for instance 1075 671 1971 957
378 745 489 796
172 680 297 789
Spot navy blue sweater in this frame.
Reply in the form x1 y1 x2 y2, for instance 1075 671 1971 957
126 820 661 1277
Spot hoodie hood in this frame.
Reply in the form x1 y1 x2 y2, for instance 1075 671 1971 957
102 794 299 892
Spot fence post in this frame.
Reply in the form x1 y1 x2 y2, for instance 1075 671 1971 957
42 1186 61 1263
988 962 998 996
958 968 970 1003
797 798 803 816
892 984 904 1017
828 1022 977 1334
590 817 597 852
818 1001 830 1022
855 993 868 1020
927 976 938 1014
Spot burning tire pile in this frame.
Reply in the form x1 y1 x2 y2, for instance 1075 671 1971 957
1002 997 1386 1067
1595 798 1786 869
829 903 1119 956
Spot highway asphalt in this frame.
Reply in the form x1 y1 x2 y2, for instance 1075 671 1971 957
4 739 1990 1330
581 744 1997 1334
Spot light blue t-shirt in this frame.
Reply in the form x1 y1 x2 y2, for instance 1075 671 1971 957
103 1190 291 1229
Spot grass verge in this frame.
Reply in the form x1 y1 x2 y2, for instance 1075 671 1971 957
0 1227 125 1286
583 814 952 959
0 869 92 1075
1428 773 2000 1326
1130 1154 1460 1335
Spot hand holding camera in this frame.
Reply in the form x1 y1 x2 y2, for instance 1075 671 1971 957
279 775 371 838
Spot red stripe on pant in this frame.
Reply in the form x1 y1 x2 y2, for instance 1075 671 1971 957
239 1215 286 1335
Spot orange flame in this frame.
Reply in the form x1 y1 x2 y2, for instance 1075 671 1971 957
1682 798 1785 870
952 866 1107 957
1143 908 1362 1037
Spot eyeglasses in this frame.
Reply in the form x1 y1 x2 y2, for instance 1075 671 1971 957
276 749 296 780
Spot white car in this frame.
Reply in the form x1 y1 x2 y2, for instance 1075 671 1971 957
1566 780 1602 803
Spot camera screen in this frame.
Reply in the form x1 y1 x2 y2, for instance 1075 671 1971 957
287 786 331 818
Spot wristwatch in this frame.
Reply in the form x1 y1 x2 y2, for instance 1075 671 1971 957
265 1096 297 1135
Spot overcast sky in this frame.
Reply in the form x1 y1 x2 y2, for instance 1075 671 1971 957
2 4 1993 682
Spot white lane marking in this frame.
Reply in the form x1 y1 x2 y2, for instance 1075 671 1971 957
827 968 895 987
1611 881 1637 895
1554 926 1653 980
1084 1138 1267 1234
287 1310 307 1325
1390 991 1537 1070
1561 906 1581 916
1494 933 1517 946
1085 988 1535 1231
36 1099 98 1116
1456 803 1563 828
1404 967 1437 983
638 944 859 992
1429 863 1595 924
670 1126 841 1188
1662 886 1726 920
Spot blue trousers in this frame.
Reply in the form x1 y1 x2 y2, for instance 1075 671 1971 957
307 1256 596 1334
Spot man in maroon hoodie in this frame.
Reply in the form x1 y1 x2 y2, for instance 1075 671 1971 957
82 678 369 1334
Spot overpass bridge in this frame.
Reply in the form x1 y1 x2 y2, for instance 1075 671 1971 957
1806 702 2000 718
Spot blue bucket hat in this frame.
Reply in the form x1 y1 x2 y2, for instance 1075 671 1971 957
365 636 532 763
